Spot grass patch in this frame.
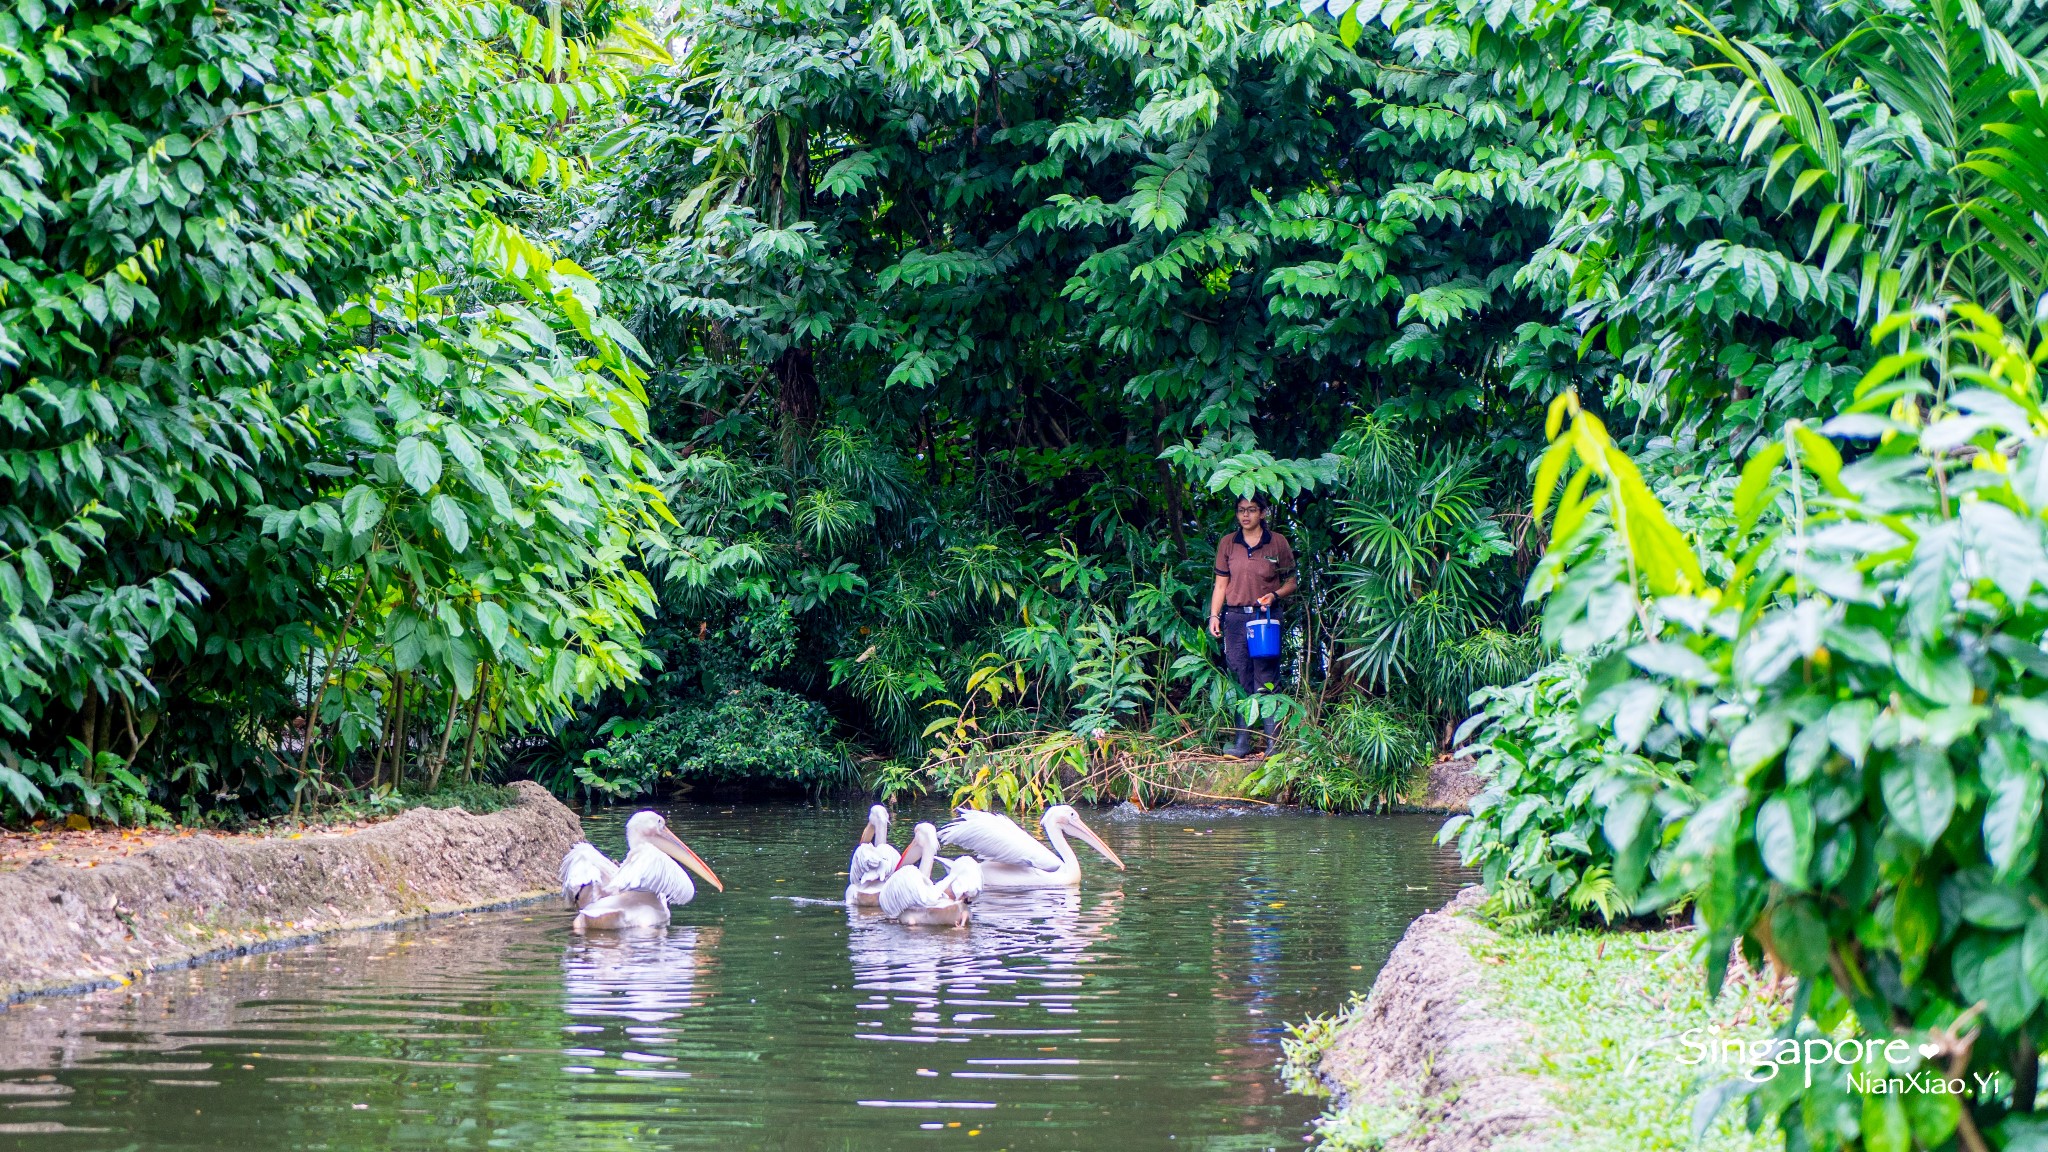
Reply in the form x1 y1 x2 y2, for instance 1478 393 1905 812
1289 925 1788 1151
1477 928 1786 1152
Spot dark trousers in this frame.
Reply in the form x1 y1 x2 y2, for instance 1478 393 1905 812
1222 607 1281 698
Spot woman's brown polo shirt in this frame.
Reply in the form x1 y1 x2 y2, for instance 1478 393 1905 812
1215 529 1296 606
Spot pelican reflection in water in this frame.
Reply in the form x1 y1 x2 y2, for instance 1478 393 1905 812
562 925 722 1025
847 886 1124 996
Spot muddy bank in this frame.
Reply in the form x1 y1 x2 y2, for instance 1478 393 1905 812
1398 755 1482 814
0 781 581 1004
1312 887 1559 1151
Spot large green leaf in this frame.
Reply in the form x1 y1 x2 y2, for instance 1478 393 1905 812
1880 745 1956 847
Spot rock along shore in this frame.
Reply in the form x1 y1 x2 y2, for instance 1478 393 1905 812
0 781 582 1005
1314 887 1559 1151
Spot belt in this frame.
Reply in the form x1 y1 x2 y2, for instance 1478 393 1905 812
1226 604 1273 614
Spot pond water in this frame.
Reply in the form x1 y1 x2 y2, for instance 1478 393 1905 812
0 804 1463 1151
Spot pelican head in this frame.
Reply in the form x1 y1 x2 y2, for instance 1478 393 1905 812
1045 805 1125 871
859 804 891 845
625 810 725 892
893 821 941 873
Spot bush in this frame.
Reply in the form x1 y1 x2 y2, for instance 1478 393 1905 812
1248 694 1434 812
1497 309 2048 1149
1445 657 1697 929
577 683 843 797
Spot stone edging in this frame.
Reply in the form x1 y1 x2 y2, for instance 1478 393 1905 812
1 781 582 1005
1314 887 1560 1151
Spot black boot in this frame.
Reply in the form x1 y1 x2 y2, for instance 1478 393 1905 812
1226 728 1254 758
1261 716 1281 754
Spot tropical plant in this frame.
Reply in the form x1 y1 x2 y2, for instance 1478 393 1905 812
0 0 667 822
576 680 844 798
1489 302 2048 1147
1245 694 1435 812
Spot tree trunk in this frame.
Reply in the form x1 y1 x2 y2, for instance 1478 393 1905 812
461 665 489 781
390 674 410 790
80 693 99 780
1154 400 1185 558
428 690 461 792
775 345 818 430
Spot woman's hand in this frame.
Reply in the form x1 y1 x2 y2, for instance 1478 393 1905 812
1256 593 1275 608
1208 615 1222 639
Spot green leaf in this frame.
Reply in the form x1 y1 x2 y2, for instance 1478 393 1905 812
2000 695 2048 743
1895 646 1974 709
1729 713 1792 780
1863 1092 1910 1152
397 437 444 494
476 601 513 656
1895 870 1941 981
1984 773 2043 877
1755 794 1814 889
1881 745 1956 848
1733 441 1785 533
1769 898 1830 975
429 494 470 552
1827 698 1877 767
1953 930 2040 1032
340 485 386 538
1954 869 2033 928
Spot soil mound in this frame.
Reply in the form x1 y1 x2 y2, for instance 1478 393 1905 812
1 782 581 1003
1316 887 1559 1150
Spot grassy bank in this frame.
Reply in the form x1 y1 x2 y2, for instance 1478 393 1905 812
1288 924 1789 1151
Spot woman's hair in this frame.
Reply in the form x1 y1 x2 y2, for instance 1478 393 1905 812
1237 493 1271 513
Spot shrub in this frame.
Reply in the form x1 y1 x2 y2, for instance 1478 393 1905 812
1507 308 2048 1149
1444 657 1697 929
577 683 843 797
1248 694 1434 812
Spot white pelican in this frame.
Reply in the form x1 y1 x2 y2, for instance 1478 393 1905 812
879 822 976 927
939 804 1125 890
559 811 723 932
844 804 901 907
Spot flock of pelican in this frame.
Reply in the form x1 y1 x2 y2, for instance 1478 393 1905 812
558 803 1125 931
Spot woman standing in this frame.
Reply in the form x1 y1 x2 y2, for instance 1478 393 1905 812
1207 495 1298 757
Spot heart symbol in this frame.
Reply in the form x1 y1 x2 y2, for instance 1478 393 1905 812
1917 1043 1942 1060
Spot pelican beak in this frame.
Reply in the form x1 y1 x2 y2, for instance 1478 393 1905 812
1067 815 1126 871
859 822 876 845
893 837 924 874
653 826 724 892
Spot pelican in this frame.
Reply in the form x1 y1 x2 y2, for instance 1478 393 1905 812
558 811 723 932
844 804 901 907
879 822 977 927
939 804 1125 890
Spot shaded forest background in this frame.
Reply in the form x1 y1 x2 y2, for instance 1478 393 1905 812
3 0 2039 824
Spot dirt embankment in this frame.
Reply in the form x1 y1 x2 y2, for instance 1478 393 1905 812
1400 755 1483 814
1 781 582 1004
1314 887 1558 1151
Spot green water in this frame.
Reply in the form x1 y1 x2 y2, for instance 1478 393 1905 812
0 804 1463 1151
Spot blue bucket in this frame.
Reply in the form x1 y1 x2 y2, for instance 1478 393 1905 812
1245 609 1282 659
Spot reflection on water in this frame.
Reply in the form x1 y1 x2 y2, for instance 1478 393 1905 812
0 805 1463 1150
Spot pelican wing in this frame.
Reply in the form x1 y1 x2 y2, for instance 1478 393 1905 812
939 856 983 902
560 842 619 903
878 865 950 920
940 809 1061 871
850 841 901 886
606 842 697 905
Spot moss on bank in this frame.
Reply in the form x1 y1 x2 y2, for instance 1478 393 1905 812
1289 922 1789 1151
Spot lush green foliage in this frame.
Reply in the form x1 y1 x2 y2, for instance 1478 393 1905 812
1414 0 2048 1140
576 680 844 796
1246 693 1434 811
0 0 672 822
